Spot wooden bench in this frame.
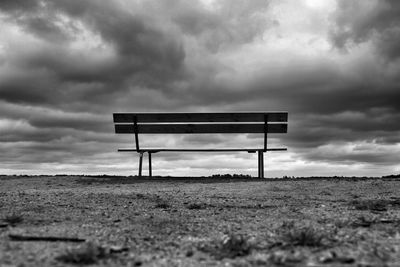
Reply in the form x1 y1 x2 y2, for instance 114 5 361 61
113 112 288 178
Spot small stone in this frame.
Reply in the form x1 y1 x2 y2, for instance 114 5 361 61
185 250 194 257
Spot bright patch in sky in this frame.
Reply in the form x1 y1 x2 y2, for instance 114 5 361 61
200 0 217 10
304 0 336 10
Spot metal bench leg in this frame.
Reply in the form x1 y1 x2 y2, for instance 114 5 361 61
261 152 264 178
138 152 144 177
258 151 264 178
148 152 152 177
257 152 260 178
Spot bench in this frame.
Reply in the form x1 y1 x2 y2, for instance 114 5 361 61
113 112 288 178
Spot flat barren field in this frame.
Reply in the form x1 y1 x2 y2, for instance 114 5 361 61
1 175 400 266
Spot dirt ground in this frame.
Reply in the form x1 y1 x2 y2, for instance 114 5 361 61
0 175 400 266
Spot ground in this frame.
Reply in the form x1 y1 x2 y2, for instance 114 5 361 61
0 175 400 266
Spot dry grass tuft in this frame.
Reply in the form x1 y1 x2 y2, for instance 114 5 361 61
284 226 324 247
3 213 23 226
351 199 388 211
277 222 327 248
269 250 304 265
55 242 108 264
186 203 205 210
199 233 252 259
219 233 252 258
154 202 171 209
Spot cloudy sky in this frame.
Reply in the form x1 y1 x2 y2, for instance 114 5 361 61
1 0 399 177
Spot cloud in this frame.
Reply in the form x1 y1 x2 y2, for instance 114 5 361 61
306 141 400 166
0 0 39 12
0 0 185 109
330 0 400 61
171 0 272 52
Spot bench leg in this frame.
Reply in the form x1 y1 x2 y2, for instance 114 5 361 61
138 152 144 177
261 152 264 178
258 151 264 178
148 152 152 177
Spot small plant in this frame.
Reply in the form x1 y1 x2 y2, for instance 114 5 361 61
351 215 375 228
319 190 332 196
334 218 350 228
282 226 325 247
155 202 170 209
135 193 146 199
200 233 252 259
351 199 387 211
3 213 23 226
372 245 391 263
221 234 252 258
186 203 205 210
318 251 355 264
269 250 304 265
55 242 108 264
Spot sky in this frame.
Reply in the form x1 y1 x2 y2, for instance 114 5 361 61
0 0 399 177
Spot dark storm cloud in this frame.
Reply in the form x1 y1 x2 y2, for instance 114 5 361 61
0 0 271 111
173 54 400 155
286 110 400 148
0 0 39 12
0 0 185 108
0 0 191 173
330 0 400 60
170 0 271 52
52 0 186 82
0 0 74 44
0 101 108 132
304 139 400 166
282 0 400 165
189 56 400 115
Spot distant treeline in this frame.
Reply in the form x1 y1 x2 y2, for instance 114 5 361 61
1 174 399 179
382 174 400 178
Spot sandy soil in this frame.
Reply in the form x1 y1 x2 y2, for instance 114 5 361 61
1 175 400 266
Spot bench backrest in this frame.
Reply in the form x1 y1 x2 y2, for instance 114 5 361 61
113 112 288 152
113 112 288 134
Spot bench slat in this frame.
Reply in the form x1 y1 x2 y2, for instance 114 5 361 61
113 112 288 123
115 123 287 134
118 148 287 152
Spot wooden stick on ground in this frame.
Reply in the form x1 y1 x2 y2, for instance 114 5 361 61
9 234 85 242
